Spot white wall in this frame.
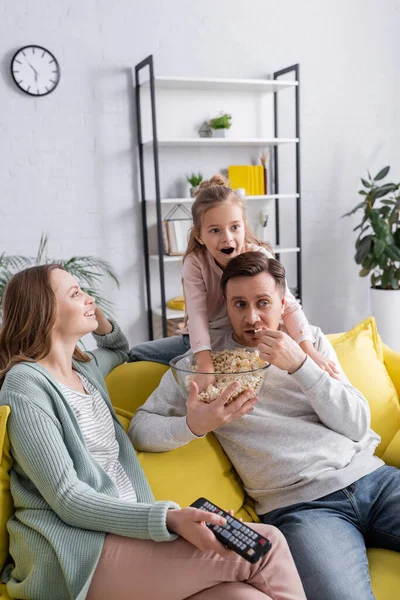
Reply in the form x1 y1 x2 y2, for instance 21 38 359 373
1 0 399 344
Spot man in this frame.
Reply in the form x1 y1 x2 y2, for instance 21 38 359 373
129 252 400 600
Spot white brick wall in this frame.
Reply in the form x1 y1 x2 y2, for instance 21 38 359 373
1 0 399 345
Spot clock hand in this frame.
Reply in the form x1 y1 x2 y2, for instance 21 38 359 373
27 61 39 76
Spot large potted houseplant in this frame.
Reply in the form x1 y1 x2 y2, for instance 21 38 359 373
343 166 400 350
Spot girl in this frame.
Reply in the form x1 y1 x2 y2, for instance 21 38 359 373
130 175 338 378
0 265 306 600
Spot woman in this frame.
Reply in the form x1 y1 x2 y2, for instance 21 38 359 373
0 265 306 600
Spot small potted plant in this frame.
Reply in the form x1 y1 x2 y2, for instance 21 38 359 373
209 112 232 138
186 172 203 198
343 166 400 350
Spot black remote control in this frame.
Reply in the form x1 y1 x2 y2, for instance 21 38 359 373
191 497 272 563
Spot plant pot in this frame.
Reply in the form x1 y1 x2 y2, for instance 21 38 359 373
211 129 227 138
190 186 199 198
370 287 400 352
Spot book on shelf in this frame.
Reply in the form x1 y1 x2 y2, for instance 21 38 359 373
228 165 264 196
164 219 191 255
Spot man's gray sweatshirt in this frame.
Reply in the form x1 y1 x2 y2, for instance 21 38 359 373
129 327 383 515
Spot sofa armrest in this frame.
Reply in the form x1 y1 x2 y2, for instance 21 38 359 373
382 343 400 398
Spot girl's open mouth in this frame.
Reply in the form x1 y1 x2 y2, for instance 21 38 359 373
220 247 235 255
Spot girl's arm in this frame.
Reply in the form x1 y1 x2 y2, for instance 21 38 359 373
86 307 129 377
7 395 179 542
283 287 339 378
182 257 214 372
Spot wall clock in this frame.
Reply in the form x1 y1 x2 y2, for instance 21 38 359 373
11 45 60 97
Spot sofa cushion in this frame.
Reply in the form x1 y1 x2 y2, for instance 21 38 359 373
138 435 253 520
328 317 400 457
0 406 13 571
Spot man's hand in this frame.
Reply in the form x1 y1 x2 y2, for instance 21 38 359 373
186 381 258 437
257 329 306 373
166 507 232 557
93 304 113 335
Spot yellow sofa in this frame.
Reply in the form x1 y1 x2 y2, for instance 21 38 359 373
1 317 400 599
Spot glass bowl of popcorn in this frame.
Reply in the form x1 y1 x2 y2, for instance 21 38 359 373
169 348 270 404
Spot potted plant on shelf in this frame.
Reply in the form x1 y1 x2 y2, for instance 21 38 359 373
186 172 203 198
0 234 119 320
209 112 232 138
343 166 400 350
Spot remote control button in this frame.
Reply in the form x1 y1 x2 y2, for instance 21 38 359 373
247 549 255 556
259 538 268 545
220 530 232 540
250 541 256 548
231 520 242 530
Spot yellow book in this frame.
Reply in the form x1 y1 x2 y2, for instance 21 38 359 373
228 165 251 195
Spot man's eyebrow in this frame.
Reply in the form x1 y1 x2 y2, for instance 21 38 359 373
230 293 272 301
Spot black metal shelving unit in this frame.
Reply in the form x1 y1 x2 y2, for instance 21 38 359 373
135 55 301 340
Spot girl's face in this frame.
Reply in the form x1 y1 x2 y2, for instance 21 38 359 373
50 268 98 339
197 200 246 268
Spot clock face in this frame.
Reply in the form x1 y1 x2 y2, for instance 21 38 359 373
11 45 60 97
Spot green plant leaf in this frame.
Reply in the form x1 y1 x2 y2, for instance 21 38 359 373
374 166 390 181
371 273 381 287
358 190 367 195
380 200 396 205
342 201 365 218
385 245 400 261
381 269 391 289
374 184 397 198
373 238 385 258
355 235 372 264
361 178 371 188
370 211 394 244
394 229 400 248
359 268 370 277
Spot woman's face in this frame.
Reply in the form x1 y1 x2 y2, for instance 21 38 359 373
50 268 98 339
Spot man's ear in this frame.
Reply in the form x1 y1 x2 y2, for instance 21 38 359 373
280 295 286 315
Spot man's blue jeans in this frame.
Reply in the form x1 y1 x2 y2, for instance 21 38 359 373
259 465 400 600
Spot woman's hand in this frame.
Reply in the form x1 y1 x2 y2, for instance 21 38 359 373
166 507 232 558
186 381 258 437
93 304 113 335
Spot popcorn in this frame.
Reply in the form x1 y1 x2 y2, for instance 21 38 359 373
186 348 268 404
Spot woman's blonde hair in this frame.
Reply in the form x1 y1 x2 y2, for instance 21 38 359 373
183 174 273 262
0 264 90 387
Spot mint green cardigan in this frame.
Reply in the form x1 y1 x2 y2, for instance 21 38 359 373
0 323 179 600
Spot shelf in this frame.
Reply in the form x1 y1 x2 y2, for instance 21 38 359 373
141 76 298 93
274 247 300 254
150 247 300 261
150 255 184 262
144 138 298 148
147 194 300 204
152 306 185 320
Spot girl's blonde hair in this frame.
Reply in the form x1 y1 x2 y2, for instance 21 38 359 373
0 264 90 387
183 174 273 262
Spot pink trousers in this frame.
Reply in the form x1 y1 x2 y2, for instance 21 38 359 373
87 523 306 600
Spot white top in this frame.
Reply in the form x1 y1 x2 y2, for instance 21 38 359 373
60 373 137 503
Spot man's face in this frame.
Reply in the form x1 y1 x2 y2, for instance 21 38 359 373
225 272 285 347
